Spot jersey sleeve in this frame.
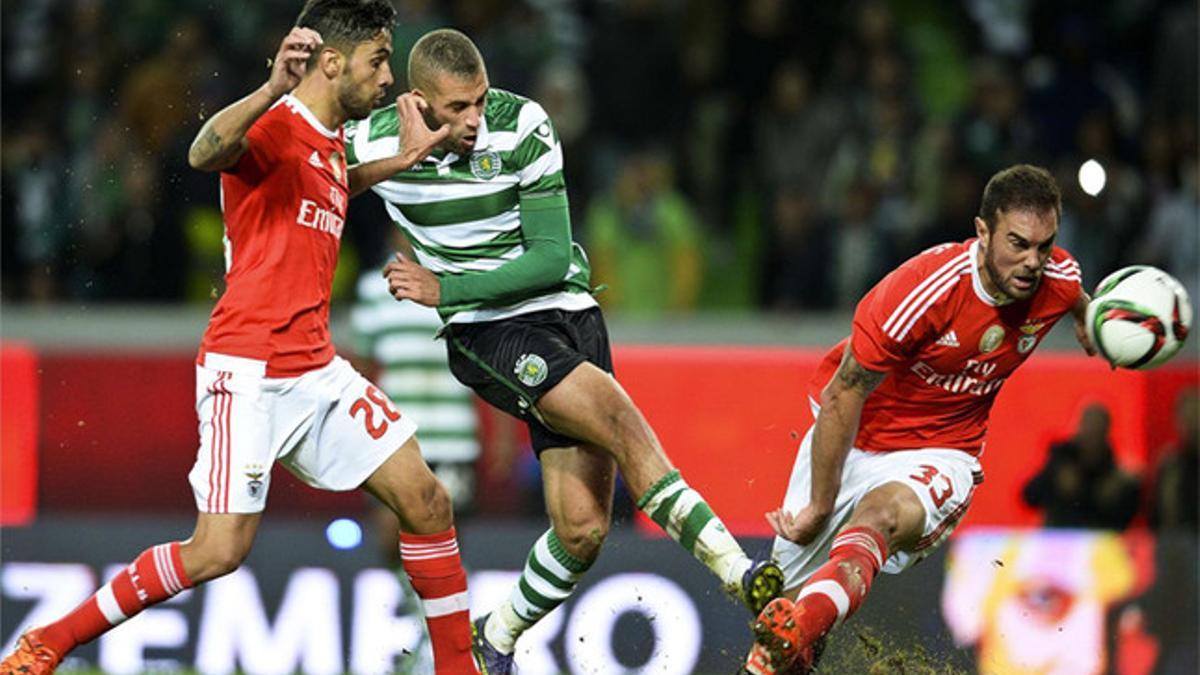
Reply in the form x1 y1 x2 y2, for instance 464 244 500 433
346 105 399 167
230 116 285 183
849 261 943 372
512 102 567 204
1043 247 1084 305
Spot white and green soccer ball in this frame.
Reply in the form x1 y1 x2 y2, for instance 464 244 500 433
1086 265 1192 370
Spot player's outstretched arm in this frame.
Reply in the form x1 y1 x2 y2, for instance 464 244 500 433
349 93 449 196
1071 290 1097 356
768 345 886 545
188 27 322 172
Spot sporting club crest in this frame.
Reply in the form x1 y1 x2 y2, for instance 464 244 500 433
514 353 549 387
470 150 502 180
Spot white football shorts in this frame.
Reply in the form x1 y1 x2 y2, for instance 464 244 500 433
772 408 983 589
189 353 418 513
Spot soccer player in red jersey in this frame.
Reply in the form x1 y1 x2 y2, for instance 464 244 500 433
1 2 479 673
742 164 1098 674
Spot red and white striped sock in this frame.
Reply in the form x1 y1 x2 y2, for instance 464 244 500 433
399 528 478 674
37 542 193 654
792 526 888 642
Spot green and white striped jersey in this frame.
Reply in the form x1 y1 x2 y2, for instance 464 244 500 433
346 89 596 324
349 270 479 463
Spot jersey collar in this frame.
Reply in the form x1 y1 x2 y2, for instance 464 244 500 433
437 114 492 165
282 95 339 139
969 239 1009 307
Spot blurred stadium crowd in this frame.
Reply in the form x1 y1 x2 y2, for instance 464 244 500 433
2 0 1197 314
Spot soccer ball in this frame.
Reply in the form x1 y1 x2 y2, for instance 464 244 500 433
1085 265 1191 370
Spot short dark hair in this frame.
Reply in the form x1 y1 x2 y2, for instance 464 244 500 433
296 0 396 54
978 164 1062 230
408 28 485 91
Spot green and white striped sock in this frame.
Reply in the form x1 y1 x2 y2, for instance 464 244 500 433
637 469 750 590
485 529 592 653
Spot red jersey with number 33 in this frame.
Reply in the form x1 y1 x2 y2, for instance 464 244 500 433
810 239 1083 455
199 95 349 377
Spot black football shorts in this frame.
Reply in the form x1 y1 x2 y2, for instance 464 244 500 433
443 307 614 453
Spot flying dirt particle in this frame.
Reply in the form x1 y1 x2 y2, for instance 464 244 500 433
991 559 1004 567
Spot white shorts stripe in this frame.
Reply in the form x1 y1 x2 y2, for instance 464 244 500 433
798 579 851 627
892 265 969 340
96 584 128 626
881 252 970 336
422 590 470 618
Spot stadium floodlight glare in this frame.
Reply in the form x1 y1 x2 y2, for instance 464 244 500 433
326 518 364 550
1078 159 1107 196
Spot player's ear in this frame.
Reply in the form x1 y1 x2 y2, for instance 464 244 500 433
318 47 343 79
974 216 990 242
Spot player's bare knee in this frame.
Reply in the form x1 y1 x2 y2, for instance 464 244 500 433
850 498 903 541
553 517 610 561
423 480 453 527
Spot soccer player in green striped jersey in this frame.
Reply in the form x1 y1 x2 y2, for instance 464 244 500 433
346 28 783 672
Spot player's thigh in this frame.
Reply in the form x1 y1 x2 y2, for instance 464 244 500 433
536 361 646 445
867 449 980 573
844 481 929 553
361 434 450 533
540 443 617 554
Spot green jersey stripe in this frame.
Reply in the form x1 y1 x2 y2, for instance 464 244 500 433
397 186 519 226
404 226 523 264
505 132 553 172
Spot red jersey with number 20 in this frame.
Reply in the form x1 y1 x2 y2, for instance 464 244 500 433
199 95 349 377
810 239 1082 455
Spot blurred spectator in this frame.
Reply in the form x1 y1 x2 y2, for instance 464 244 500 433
828 176 894 308
0 0 1194 309
952 57 1038 177
754 59 848 199
1149 388 1199 532
943 529 1157 675
1134 158 1200 320
584 149 704 315
118 16 209 155
1022 403 1140 529
760 188 831 311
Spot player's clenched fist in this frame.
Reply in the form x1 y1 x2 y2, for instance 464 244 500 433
383 253 442 307
266 27 323 99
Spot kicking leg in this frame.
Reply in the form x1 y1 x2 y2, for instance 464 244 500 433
745 481 924 674
537 362 782 612
363 436 476 674
3 512 258 669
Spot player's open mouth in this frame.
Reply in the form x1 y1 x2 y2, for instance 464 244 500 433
1013 275 1036 289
